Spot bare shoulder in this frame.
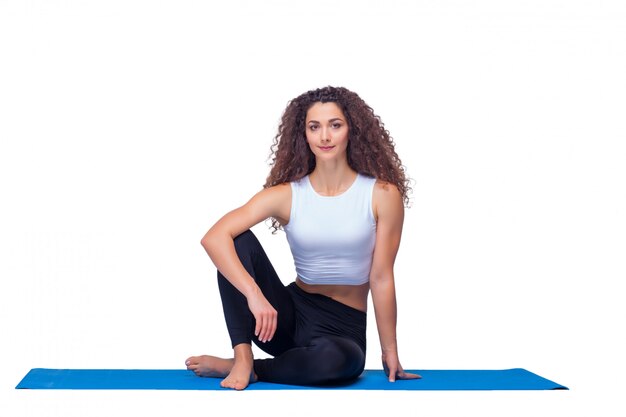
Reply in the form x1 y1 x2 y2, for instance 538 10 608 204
250 182 291 224
259 182 291 201
374 179 401 196
373 180 402 206
372 180 403 220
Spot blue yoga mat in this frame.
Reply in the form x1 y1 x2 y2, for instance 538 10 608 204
16 368 567 390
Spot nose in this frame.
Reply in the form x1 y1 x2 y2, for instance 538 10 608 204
320 126 331 143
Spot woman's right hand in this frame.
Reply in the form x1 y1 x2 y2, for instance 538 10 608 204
246 290 277 343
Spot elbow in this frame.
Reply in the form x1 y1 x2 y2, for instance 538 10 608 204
200 229 218 252
200 236 209 250
369 277 383 293
369 270 394 292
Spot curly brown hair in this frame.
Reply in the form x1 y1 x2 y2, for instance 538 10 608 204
264 86 412 230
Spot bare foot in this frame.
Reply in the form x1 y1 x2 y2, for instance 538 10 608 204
185 355 233 378
185 344 257 391
220 359 253 390
220 344 256 390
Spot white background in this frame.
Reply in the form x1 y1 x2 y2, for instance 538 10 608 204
1 1 625 416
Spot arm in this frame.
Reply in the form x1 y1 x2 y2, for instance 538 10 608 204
369 181 420 382
201 183 291 343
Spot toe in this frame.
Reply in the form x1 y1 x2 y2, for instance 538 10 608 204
185 356 198 366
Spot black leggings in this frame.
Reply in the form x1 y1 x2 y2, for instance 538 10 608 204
217 230 367 386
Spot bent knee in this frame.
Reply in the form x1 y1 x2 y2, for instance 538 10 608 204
312 337 365 384
232 229 261 252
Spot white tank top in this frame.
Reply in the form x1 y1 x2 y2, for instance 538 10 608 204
284 173 377 285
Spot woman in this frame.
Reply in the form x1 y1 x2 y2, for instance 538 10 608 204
186 86 419 390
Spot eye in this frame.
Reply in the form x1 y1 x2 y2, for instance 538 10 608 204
308 124 319 131
332 122 343 129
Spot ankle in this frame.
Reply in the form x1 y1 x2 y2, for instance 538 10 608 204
233 343 253 360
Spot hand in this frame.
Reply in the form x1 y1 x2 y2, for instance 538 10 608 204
382 350 421 382
246 290 277 343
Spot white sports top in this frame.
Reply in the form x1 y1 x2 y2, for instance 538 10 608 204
284 173 377 285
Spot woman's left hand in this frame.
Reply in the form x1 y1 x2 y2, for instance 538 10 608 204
382 350 421 382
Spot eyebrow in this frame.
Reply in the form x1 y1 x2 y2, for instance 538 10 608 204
307 118 345 123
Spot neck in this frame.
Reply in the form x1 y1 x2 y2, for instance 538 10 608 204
309 160 357 196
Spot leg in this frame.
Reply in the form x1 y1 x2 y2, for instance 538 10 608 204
216 230 296 354
252 283 367 386
254 335 366 386
187 230 296 389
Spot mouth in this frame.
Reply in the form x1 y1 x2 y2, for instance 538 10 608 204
318 146 335 151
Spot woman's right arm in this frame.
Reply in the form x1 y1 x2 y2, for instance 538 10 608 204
200 183 291 343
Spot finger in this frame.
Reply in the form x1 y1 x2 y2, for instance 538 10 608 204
254 316 261 338
260 309 277 342
268 312 277 341
388 366 398 382
261 311 276 342
398 371 421 380
259 314 269 342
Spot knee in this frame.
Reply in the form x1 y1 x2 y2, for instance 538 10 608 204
232 230 259 253
311 337 365 384
216 230 256 282
202 229 256 255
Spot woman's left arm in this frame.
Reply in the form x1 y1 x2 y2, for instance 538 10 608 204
369 181 420 382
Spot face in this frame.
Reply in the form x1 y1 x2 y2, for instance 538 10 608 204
305 101 349 161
